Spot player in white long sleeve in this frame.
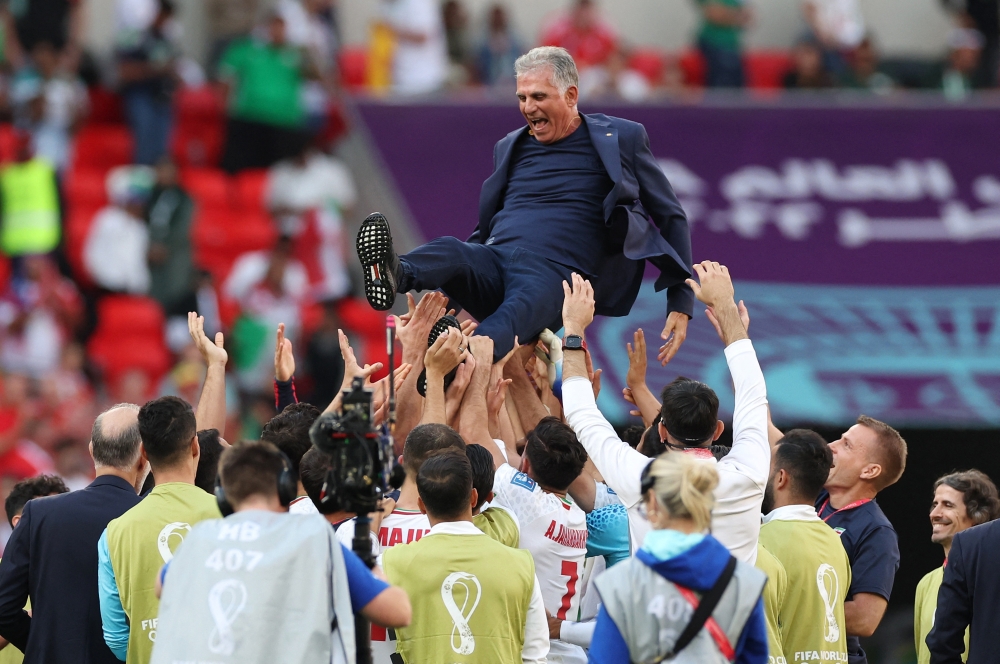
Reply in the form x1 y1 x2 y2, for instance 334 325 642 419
560 264 771 563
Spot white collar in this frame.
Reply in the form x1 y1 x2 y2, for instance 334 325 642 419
762 503 822 524
428 520 484 536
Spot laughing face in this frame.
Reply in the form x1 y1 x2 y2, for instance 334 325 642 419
930 484 974 549
515 68 579 145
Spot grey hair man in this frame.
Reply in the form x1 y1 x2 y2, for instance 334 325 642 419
0 403 148 664
357 44 694 365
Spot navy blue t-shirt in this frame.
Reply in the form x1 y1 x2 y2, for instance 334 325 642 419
488 120 614 276
815 490 900 664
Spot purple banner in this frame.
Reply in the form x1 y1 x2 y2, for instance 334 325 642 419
356 101 1000 425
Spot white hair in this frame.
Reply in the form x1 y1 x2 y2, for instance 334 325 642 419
514 46 579 93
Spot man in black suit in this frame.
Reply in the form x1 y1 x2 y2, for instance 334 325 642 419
927 518 1000 663
357 45 693 363
0 404 149 664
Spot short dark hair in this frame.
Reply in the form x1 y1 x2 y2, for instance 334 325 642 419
638 415 666 458
5 475 69 526
466 444 495 511
91 404 142 469
138 396 197 468
299 446 336 514
220 440 287 508
622 425 645 449
775 429 832 502
934 470 1000 525
417 449 473 520
659 377 719 446
195 429 224 494
857 415 907 491
260 403 320 479
523 417 587 491
402 424 466 477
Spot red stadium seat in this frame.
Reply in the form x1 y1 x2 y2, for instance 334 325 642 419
628 49 667 85
678 49 707 87
192 208 277 283
172 87 226 167
0 255 9 293
180 168 231 208
339 47 368 90
64 168 109 207
71 125 133 171
88 87 125 124
65 203 103 284
87 295 172 387
745 50 793 90
234 169 269 210
0 124 17 164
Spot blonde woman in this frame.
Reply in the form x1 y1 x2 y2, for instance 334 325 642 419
589 453 768 663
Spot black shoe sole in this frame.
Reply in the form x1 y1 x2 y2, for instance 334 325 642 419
357 212 397 311
417 315 462 398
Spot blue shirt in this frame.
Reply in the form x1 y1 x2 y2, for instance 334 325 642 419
586 504 631 567
815 490 899 664
488 121 613 276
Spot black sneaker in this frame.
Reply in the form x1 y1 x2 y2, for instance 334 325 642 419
357 212 401 311
417 314 462 398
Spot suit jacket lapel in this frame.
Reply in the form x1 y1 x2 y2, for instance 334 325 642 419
478 126 529 235
581 113 622 220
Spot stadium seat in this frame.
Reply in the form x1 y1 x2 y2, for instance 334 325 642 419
339 47 368 90
172 86 226 167
64 168 109 207
0 124 17 164
678 49 707 87
745 51 793 90
180 168 231 209
0 254 9 293
87 295 172 387
192 208 277 283
88 87 125 124
234 169 269 211
64 203 103 285
175 86 225 120
71 125 133 171
628 49 667 85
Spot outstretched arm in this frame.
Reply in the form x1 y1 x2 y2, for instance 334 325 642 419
561 274 650 509
393 292 448 446
623 328 661 427
420 330 467 426
274 323 298 412
189 312 228 437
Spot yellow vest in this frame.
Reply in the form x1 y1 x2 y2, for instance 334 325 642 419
755 543 787 664
383 528 535 664
0 158 59 256
106 483 221 664
760 517 851 664
473 506 519 548
914 565 968 664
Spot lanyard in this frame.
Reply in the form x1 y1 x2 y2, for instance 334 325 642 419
818 497 871 523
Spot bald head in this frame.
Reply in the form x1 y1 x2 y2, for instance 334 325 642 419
91 404 142 470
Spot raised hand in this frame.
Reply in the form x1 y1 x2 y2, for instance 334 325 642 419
395 292 446 359
658 311 689 366
424 329 468 378
188 311 227 368
340 329 383 385
626 328 647 390
706 300 750 344
561 273 595 335
686 261 736 308
487 376 512 439
274 323 295 381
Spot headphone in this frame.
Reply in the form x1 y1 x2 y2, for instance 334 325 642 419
214 449 299 517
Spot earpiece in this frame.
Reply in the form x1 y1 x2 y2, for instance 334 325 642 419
214 450 298 516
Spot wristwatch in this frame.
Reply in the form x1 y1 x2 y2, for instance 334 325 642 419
563 335 587 351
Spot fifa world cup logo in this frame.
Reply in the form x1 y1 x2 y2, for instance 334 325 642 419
441 572 482 655
816 564 840 643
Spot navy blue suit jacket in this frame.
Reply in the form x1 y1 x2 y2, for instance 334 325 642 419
927 519 1000 663
471 112 694 318
0 475 141 664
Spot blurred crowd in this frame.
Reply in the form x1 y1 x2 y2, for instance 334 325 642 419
366 0 1000 100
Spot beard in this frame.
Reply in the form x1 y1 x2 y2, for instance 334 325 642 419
762 479 775 515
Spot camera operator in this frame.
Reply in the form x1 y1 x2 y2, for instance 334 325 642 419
151 440 410 664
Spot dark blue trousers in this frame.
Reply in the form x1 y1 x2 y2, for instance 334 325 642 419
400 238 574 358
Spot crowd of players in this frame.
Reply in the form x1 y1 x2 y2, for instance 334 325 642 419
0 261 990 664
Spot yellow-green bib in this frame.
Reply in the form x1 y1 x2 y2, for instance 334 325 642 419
105 483 221 664
383 530 535 664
